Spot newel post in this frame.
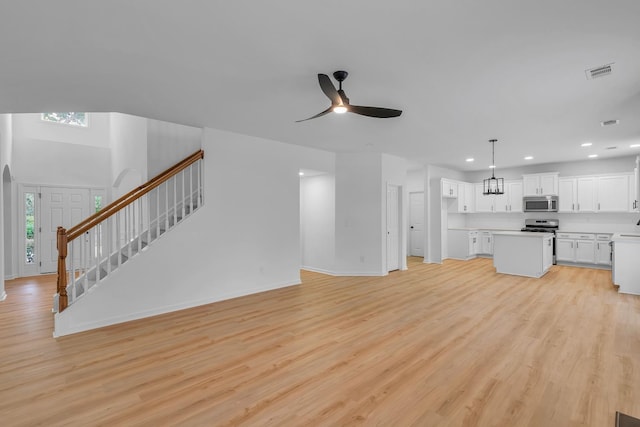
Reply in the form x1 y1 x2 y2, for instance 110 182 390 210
57 226 68 312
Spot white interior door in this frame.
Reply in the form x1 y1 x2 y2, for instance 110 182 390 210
409 192 424 256
387 185 400 272
40 187 91 273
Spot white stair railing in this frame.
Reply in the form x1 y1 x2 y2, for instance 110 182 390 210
55 150 204 313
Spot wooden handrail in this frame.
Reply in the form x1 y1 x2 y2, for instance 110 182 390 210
56 149 204 312
66 150 204 242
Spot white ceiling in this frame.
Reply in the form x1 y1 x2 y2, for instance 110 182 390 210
2 1 640 172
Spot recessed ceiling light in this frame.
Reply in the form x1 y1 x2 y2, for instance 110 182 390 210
299 171 304 176
588 154 598 158
631 144 640 148
465 158 474 162
581 142 592 147
524 156 533 160
489 165 496 169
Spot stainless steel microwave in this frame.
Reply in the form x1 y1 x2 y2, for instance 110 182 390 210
523 195 558 212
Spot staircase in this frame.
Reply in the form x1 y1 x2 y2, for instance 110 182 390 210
54 150 204 313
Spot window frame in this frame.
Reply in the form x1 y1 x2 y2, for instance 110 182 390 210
40 112 90 128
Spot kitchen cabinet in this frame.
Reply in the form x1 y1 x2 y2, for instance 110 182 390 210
558 178 577 212
479 231 493 255
492 231 553 278
457 182 475 213
560 174 633 213
447 229 477 260
595 234 612 265
556 233 596 264
469 231 479 256
507 181 523 212
442 179 458 198
612 233 640 295
559 177 595 212
630 169 638 212
596 175 629 212
474 183 495 212
576 177 596 212
631 160 640 211
474 180 522 213
523 173 559 196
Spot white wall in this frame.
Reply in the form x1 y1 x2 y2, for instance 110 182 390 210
426 164 467 263
147 119 202 177
300 174 335 273
55 128 332 336
110 113 148 197
0 114 10 299
12 113 110 148
12 113 111 188
382 153 409 271
334 152 384 275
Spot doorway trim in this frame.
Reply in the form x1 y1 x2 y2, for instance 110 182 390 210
17 183 107 278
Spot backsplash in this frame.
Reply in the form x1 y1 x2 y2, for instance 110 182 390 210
460 212 640 233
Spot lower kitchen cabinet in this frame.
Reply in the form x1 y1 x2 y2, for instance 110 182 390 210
595 234 612 265
480 231 493 255
556 233 596 264
447 230 478 260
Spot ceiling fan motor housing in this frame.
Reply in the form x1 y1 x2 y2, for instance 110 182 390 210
333 70 349 82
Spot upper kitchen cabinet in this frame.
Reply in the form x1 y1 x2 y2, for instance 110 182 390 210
633 161 639 211
474 180 522 213
523 173 559 196
494 180 523 213
442 179 458 198
558 178 577 212
559 174 633 213
559 176 595 212
474 183 495 212
597 175 629 212
457 182 475 213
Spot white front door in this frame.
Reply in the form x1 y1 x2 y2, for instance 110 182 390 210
387 185 400 272
409 192 424 256
40 187 91 273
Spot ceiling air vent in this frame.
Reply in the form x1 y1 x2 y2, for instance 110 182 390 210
585 63 613 80
601 119 620 126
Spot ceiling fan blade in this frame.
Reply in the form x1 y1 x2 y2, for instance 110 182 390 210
349 105 402 118
295 106 333 122
318 74 342 105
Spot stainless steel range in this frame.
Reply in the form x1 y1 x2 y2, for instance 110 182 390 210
521 219 559 264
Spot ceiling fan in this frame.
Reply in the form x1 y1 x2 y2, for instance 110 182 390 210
296 71 402 122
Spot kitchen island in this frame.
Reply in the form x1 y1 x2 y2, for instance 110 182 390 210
492 231 554 278
611 233 640 295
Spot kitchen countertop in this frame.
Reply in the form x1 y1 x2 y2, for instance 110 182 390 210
612 233 640 243
492 231 554 238
448 227 521 232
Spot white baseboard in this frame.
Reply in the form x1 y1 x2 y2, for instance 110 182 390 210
53 278 301 337
301 266 386 277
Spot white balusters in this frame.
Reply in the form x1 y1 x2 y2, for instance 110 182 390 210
59 156 204 308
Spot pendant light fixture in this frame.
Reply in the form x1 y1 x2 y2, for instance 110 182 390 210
483 139 504 195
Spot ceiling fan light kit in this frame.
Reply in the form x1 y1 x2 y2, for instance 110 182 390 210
483 139 505 195
296 70 402 122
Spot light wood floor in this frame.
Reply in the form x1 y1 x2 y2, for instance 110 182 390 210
1 258 639 426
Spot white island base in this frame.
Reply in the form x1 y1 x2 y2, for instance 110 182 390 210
492 231 554 278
